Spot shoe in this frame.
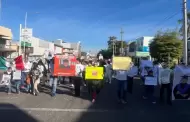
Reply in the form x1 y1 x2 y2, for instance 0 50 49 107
17 91 20 94
51 93 56 97
92 99 95 103
121 100 127 104
143 96 147 99
71 84 74 88
7 92 11 95
152 101 156 104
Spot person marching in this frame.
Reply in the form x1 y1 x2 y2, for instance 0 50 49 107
73 60 84 96
105 60 112 84
115 69 128 104
159 63 172 105
86 61 105 103
127 62 138 94
143 70 157 104
49 57 58 97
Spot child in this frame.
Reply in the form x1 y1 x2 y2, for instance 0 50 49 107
3 67 13 94
143 70 157 104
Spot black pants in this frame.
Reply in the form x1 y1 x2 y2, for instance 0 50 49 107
127 76 133 94
160 83 172 104
82 71 86 85
73 77 82 96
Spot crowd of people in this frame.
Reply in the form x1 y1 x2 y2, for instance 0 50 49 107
0 56 113 103
1 56 186 105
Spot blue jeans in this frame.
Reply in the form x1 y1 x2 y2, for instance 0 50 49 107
26 84 31 91
21 72 27 85
7 80 12 93
144 85 155 102
117 79 127 100
49 76 57 95
12 80 21 93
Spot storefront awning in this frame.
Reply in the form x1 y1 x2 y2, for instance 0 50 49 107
0 48 16 52
0 26 13 40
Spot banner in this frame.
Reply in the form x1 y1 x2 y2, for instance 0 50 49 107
53 55 77 76
0 74 11 86
112 57 131 70
172 65 190 100
85 67 103 80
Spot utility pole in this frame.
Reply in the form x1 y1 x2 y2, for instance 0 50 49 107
0 0 1 21
23 12 28 59
112 40 115 56
183 0 188 65
120 28 124 56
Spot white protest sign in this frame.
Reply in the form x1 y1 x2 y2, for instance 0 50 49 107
144 76 157 86
13 70 21 80
0 74 11 86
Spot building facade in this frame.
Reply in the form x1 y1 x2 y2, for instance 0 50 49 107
0 26 17 59
54 39 81 57
128 36 154 60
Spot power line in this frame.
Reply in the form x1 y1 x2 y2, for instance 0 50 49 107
88 1 155 28
146 12 180 32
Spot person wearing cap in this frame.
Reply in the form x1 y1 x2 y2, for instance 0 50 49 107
159 63 172 105
173 75 190 99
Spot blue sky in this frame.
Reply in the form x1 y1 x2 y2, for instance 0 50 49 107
0 0 187 52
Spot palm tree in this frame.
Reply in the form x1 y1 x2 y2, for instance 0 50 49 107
179 12 190 38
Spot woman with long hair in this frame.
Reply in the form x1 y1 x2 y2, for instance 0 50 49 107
30 62 41 96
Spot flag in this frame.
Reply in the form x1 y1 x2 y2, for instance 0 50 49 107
0 56 10 70
13 55 24 70
0 56 24 71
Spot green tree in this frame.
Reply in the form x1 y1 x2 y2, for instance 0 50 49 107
149 30 183 65
97 49 112 59
107 36 127 55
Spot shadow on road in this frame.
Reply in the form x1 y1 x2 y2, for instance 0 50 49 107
74 79 190 122
0 103 39 122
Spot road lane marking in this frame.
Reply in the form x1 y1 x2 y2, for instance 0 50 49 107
0 107 114 112
0 97 18 99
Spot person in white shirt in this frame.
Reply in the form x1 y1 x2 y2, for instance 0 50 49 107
73 60 84 96
115 70 128 104
105 61 112 84
159 63 172 105
127 65 138 94
21 58 31 88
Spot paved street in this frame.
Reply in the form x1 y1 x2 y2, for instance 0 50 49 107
0 79 190 122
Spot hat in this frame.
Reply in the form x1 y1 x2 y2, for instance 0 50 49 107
181 75 189 79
